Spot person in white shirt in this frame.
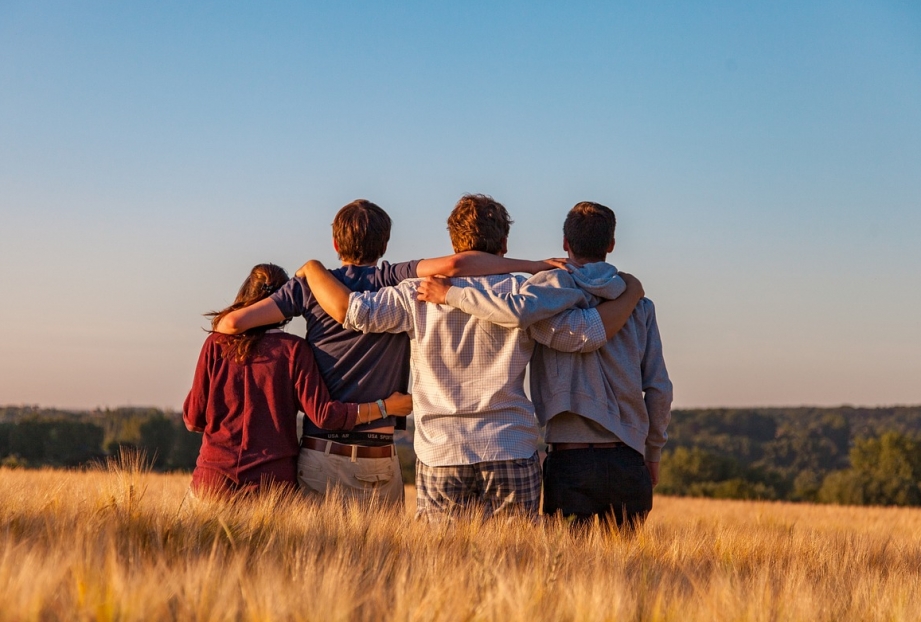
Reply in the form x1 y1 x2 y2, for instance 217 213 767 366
301 194 644 520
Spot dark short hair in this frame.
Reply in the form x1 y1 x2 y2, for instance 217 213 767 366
447 194 512 254
563 202 616 262
332 199 392 264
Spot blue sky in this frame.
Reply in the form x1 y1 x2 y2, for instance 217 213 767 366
1 1 919 409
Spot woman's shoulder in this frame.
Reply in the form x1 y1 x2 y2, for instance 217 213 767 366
200 331 226 349
260 330 307 349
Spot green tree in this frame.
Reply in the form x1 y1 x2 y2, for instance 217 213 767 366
9 420 50 462
0 422 13 457
138 414 177 470
658 447 743 495
818 432 921 506
7 419 104 466
43 420 105 465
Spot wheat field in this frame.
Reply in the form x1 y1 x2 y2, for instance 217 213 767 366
1 457 920 621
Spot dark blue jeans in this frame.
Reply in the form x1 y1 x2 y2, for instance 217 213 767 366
542 445 653 528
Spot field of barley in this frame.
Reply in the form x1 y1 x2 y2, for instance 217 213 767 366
1 457 920 621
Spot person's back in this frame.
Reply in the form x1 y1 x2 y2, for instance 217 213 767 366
272 261 417 433
526 261 671 458
346 273 541 467
185 330 354 493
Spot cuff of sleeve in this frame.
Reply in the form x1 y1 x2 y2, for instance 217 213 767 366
644 445 662 462
344 404 359 430
444 286 463 308
342 292 366 332
584 308 607 350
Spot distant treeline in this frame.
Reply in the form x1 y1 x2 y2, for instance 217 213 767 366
659 406 921 507
3 405 921 507
0 406 200 471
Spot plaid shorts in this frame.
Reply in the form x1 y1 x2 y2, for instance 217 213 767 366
415 453 542 520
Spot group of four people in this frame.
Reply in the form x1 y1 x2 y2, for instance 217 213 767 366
183 194 672 527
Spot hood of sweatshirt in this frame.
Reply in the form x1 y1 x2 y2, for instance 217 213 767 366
569 261 623 300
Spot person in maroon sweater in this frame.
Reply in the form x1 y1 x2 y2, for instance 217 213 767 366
183 263 412 496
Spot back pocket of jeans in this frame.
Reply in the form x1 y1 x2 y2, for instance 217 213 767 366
355 472 393 484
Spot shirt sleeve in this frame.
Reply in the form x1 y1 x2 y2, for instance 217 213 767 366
182 339 213 433
270 277 309 319
379 260 421 286
527 307 608 353
639 300 673 462
443 271 591 329
292 340 359 431
343 284 415 336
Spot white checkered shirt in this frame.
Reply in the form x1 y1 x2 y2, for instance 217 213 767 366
344 274 606 467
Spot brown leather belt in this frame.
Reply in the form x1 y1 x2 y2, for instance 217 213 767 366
549 441 626 451
301 436 396 459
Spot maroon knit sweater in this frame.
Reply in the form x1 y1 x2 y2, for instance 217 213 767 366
183 331 358 492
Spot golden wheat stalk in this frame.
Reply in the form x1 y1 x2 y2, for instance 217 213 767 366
1 453 920 621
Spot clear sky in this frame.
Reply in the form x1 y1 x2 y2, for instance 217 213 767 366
1 1 919 410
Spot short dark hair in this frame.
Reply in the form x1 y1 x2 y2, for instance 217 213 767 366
563 201 616 262
332 199 392 264
447 194 512 254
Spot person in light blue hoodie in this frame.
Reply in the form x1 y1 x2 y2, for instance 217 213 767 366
417 201 672 528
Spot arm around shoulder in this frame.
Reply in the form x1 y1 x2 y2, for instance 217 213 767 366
345 283 414 335
214 297 286 334
416 251 565 278
301 260 351 324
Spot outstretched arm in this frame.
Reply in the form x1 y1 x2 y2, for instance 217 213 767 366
417 270 613 329
214 297 286 334
300 260 352 324
416 251 567 278
418 271 641 334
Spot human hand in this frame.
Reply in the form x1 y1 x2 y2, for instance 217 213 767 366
384 392 413 417
619 272 645 300
416 276 452 305
645 461 659 487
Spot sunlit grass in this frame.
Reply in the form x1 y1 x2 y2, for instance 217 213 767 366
1 457 919 621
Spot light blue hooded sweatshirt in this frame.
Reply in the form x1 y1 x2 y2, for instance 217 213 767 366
443 262 673 461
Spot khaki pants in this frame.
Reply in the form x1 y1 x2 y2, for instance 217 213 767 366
297 446 404 507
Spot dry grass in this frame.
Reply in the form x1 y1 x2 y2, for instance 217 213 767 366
1 457 920 621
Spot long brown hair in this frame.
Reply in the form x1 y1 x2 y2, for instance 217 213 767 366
207 263 291 363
